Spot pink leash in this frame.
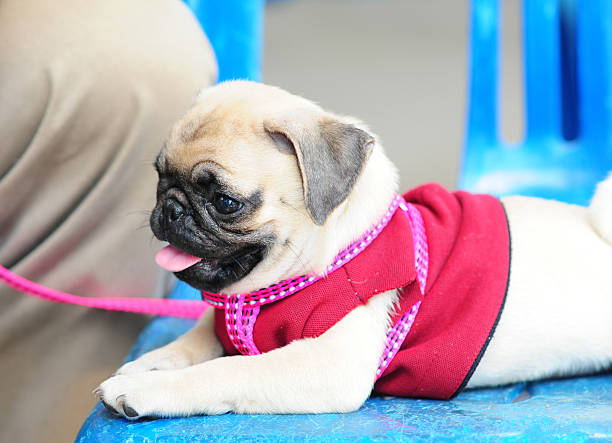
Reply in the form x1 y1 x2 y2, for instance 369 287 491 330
0 194 429 341
0 264 208 319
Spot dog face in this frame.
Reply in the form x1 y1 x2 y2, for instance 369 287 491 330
150 81 375 293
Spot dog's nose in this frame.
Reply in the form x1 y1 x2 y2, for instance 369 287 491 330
164 198 184 223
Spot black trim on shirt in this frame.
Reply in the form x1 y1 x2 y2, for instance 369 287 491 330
450 199 512 398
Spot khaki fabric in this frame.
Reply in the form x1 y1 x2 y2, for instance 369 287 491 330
0 0 217 441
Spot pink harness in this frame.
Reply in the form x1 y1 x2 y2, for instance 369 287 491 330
0 195 429 378
202 194 429 379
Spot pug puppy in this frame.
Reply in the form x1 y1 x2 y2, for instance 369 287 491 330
98 81 612 419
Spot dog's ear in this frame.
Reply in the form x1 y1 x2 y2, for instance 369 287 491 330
264 115 375 225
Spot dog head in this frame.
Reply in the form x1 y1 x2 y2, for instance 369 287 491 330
150 81 393 293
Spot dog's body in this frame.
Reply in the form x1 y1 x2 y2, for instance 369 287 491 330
98 81 612 419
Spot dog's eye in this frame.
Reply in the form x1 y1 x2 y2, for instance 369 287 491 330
213 193 243 215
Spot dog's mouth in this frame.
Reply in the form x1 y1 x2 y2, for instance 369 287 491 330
155 244 265 293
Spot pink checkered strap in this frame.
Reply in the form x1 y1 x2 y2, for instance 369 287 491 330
224 295 261 355
376 301 421 379
401 201 429 295
202 194 405 309
205 194 430 378
374 200 429 379
205 194 404 356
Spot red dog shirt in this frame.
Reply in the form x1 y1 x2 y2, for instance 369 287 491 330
209 184 510 399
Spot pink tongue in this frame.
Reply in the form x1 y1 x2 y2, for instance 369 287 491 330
155 245 202 272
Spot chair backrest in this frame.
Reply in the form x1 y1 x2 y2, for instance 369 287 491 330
184 0 264 82
460 0 612 205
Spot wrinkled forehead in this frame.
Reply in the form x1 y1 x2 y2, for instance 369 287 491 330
171 99 257 146
166 82 319 147
162 100 261 167
157 103 289 198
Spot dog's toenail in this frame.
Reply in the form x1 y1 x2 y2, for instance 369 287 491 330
116 394 140 419
123 404 139 418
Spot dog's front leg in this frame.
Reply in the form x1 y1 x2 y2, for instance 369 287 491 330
114 308 223 375
97 291 395 419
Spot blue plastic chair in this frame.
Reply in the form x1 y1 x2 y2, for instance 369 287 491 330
183 0 263 83
77 1 612 441
460 0 612 204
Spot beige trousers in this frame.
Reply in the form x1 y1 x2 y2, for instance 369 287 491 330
0 0 217 441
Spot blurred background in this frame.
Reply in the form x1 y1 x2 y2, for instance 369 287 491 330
263 0 523 190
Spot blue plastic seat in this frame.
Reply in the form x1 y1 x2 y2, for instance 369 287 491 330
78 312 612 441
183 0 263 83
77 1 612 441
460 0 612 204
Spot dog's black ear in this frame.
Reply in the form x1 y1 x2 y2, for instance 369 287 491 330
264 116 374 225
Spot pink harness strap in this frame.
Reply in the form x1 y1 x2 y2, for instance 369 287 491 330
202 194 405 309
203 194 405 355
0 264 209 319
375 200 428 380
203 195 430 379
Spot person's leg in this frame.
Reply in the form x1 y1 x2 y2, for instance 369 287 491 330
0 0 216 441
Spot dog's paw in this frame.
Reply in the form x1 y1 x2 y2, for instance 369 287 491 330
115 346 193 376
94 372 177 420
96 373 161 420
95 368 231 419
